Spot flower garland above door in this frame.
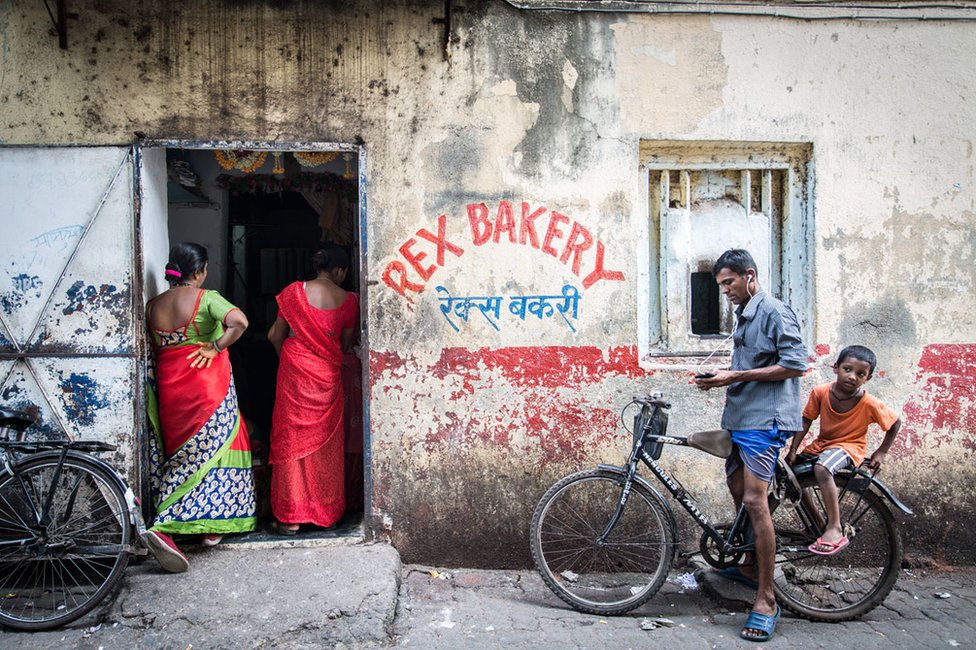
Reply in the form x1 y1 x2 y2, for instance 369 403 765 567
293 152 340 168
214 150 268 173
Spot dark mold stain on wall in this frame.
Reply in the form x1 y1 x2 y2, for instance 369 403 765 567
472 6 620 181
838 295 917 352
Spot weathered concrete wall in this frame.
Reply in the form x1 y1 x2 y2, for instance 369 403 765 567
1 1 974 565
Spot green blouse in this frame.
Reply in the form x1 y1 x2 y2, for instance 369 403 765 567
150 290 240 348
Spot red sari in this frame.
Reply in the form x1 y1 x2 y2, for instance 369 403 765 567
270 282 358 527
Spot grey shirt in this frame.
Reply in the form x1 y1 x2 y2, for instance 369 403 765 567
721 292 808 432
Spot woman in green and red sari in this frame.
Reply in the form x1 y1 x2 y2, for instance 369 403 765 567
144 242 256 572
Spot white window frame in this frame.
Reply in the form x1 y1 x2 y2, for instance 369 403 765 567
637 140 815 368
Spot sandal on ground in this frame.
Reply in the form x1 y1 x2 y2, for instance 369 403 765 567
145 530 189 573
740 605 781 642
201 534 223 547
268 521 300 536
809 536 849 556
717 566 758 590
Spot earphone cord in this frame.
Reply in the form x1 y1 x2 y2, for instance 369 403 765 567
697 324 736 375
698 274 753 374
697 275 765 375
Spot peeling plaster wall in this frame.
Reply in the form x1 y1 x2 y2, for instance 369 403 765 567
1 2 974 565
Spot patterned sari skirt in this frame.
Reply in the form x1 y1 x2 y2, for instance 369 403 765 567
147 346 257 535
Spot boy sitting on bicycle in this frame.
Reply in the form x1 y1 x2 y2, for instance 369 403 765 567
785 345 901 555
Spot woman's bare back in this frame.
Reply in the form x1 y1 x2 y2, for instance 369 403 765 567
304 278 347 311
147 287 202 331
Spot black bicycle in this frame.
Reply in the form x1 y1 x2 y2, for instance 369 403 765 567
529 393 912 621
0 407 148 631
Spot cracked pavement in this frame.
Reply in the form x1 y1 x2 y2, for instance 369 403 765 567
394 562 976 649
2 541 974 648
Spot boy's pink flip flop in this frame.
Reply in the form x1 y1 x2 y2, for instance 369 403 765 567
809 536 850 556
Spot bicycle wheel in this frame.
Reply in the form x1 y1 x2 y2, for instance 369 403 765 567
771 474 901 621
0 453 131 631
530 468 676 615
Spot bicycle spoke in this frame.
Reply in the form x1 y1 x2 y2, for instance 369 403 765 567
0 485 37 533
52 508 122 541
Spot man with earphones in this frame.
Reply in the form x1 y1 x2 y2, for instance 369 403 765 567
695 248 808 643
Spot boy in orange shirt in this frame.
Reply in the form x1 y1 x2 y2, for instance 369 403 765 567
785 345 901 555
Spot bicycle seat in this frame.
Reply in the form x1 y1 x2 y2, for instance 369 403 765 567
0 407 36 430
685 429 732 458
790 453 818 478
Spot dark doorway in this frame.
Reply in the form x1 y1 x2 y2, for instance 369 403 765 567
690 271 721 335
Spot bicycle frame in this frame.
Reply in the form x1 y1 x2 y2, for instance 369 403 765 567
597 396 754 558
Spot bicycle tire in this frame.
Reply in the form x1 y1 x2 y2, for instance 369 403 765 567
0 453 132 631
771 473 902 622
530 468 676 615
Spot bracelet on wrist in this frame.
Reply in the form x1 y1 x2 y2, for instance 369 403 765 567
212 340 223 353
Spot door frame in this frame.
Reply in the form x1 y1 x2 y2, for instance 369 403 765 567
135 138 374 536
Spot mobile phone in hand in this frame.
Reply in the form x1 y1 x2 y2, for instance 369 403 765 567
695 371 716 379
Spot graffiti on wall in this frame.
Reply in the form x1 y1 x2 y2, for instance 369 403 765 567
32 225 85 251
382 201 624 332
62 281 120 316
2 225 84 313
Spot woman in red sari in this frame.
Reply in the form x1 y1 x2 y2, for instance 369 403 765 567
267 246 358 534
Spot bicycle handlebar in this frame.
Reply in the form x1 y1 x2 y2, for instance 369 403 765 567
634 393 671 410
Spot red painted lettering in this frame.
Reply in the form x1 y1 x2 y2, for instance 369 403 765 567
559 221 593 276
382 260 425 299
493 201 517 244
541 211 570 258
582 241 626 289
467 203 492 246
417 214 465 265
519 203 546 248
399 238 435 282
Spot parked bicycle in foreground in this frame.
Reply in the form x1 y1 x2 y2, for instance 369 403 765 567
0 406 148 631
530 392 912 621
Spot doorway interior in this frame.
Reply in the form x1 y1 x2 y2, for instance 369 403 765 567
147 145 365 541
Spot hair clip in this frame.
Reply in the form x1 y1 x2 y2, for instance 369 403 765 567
165 269 182 278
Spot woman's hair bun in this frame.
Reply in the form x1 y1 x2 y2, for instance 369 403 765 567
312 244 350 273
164 262 183 284
165 242 208 285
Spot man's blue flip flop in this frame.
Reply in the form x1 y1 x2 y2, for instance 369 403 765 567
718 566 758 590
740 605 781 642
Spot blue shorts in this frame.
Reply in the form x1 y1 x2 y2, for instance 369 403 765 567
724 425 792 483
